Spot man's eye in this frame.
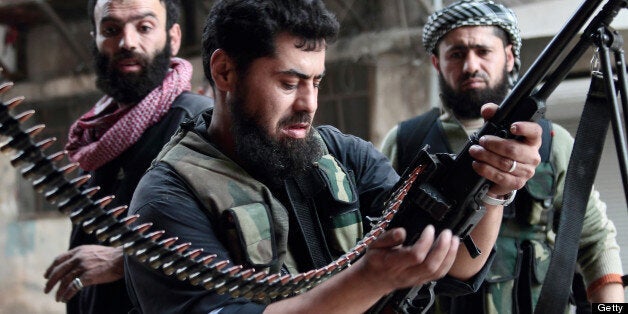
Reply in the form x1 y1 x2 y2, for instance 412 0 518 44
102 26 120 37
282 83 297 90
139 25 153 33
478 49 490 56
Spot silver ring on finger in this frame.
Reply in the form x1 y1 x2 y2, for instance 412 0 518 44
507 160 517 173
71 277 84 291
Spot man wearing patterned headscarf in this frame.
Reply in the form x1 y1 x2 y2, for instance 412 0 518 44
381 0 624 312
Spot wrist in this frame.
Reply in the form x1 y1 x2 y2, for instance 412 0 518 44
481 190 517 206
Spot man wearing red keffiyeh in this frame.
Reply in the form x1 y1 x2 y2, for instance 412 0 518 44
42 1 212 313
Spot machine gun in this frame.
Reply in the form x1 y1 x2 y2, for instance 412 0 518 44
370 0 628 312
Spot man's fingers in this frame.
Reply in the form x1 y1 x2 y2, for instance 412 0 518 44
403 229 459 285
59 280 79 303
44 257 80 294
415 229 452 271
44 265 70 293
44 252 72 279
368 228 407 249
472 121 542 166
434 234 460 277
468 121 542 194
470 147 534 177
480 103 498 120
410 225 436 262
510 121 543 148
56 271 80 302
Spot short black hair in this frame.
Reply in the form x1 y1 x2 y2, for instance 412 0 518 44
201 0 339 86
87 0 181 32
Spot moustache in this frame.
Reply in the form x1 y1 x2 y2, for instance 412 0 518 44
461 71 489 82
110 49 148 69
277 112 312 128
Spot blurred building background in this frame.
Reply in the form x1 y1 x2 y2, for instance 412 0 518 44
0 0 626 312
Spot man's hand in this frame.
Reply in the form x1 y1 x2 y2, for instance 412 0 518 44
44 245 124 302
469 103 542 197
358 225 459 294
266 225 459 314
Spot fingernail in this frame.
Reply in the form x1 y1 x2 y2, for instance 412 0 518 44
510 124 517 133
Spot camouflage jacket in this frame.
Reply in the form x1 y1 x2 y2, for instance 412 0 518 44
125 110 496 313
154 115 370 274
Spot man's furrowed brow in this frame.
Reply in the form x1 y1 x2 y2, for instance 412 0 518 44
279 69 326 80
450 43 490 51
100 12 158 25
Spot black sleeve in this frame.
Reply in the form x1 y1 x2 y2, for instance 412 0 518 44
434 249 496 295
125 162 266 314
316 125 400 218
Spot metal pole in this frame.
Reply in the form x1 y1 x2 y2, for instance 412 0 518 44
429 0 442 109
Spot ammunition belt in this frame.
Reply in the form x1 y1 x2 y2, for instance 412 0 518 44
0 81 422 303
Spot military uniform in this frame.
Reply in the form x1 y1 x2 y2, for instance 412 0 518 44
124 109 493 314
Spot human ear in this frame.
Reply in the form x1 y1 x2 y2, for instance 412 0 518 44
168 23 182 56
505 44 515 72
431 54 441 73
210 49 236 92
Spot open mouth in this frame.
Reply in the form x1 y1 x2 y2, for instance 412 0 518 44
116 58 143 73
281 122 310 139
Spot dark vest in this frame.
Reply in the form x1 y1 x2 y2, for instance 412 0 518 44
67 91 213 314
154 112 364 275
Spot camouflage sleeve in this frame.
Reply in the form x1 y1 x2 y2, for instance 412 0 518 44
549 123 623 291
316 125 400 218
380 125 400 171
125 162 267 314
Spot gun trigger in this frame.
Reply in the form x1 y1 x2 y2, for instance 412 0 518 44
462 235 482 258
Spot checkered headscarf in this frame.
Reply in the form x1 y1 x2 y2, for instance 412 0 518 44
66 58 193 171
423 0 522 84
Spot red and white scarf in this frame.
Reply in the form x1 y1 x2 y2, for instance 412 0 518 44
66 57 193 171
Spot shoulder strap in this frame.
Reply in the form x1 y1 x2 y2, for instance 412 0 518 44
535 74 610 313
396 108 441 170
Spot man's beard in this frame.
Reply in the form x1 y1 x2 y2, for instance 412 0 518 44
229 87 324 189
93 41 172 104
439 68 510 119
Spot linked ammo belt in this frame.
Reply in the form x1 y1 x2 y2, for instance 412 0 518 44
0 81 422 303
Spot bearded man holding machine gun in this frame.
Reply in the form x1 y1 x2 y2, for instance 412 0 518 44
381 0 625 312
